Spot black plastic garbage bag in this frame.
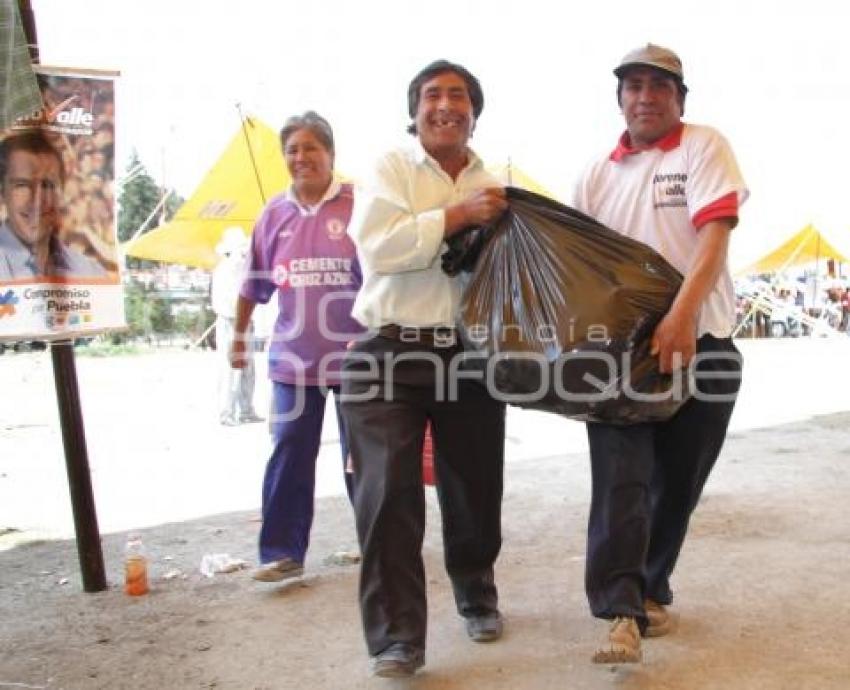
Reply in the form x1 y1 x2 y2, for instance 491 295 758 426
444 186 688 425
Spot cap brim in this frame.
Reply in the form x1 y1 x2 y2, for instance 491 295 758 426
613 61 681 80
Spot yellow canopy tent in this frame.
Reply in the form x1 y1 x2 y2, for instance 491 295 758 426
736 223 850 275
488 161 559 201
123 117 289 269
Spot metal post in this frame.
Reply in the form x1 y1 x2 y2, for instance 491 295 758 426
50 341 107 592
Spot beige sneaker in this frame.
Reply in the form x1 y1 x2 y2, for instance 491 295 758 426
644 599 673 638
251 557 304 582
592 616 641 664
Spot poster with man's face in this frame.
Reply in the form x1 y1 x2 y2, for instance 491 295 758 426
0 66 125 341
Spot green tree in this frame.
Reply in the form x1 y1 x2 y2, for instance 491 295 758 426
117 151 163 243
164 189 185 220
122 281 153 341
149 294 174 334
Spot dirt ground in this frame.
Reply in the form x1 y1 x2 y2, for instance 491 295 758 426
1 338 849 689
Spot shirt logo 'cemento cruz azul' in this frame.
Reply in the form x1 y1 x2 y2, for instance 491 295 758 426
653 172 688 208
273 257 355 288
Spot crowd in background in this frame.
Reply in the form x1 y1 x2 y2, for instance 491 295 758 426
735 274 850 337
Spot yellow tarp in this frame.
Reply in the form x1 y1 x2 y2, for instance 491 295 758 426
123 118 289 269
737 224 850 275
488 162 559 201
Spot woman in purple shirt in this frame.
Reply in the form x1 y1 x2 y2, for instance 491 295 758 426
230 111 363 582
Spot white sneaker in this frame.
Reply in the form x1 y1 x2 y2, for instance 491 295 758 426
251 557 304 582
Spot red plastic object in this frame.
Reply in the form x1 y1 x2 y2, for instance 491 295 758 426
422 422 435 486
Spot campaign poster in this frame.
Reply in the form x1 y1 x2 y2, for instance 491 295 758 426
0 66 125 341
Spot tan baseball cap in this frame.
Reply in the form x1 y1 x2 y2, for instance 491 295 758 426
614 43 685 81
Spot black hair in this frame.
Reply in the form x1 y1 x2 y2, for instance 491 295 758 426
406 60 484 135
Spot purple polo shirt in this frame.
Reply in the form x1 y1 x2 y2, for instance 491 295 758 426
240 183 363 386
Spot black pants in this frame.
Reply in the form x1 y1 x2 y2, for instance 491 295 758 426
340 335 506 656
585 335 742 628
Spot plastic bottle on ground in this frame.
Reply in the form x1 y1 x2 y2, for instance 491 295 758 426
124 533 149 596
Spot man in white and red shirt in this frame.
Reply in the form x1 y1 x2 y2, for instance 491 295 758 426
572 43 748 664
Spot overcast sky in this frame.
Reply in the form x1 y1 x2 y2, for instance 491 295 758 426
31 0 850 269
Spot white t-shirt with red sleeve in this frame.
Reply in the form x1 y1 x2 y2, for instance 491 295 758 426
573 122 749 338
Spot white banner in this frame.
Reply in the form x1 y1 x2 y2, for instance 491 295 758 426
0 65 125 341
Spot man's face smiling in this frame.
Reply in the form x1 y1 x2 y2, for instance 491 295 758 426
2 149 63 249
415 71 474 158
620 66 683 148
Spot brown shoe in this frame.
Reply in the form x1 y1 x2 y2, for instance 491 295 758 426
644 599 673 638
592 616 641 664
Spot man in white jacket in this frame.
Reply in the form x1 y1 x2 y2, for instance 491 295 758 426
342 59 507 678
211 226 262 426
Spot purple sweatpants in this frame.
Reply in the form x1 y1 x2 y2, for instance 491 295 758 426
259 382 351 564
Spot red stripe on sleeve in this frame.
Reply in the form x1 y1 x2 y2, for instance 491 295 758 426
692 191 738 229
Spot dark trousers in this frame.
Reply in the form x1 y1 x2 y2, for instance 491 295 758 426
340 335 506 655
585 335 742 628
